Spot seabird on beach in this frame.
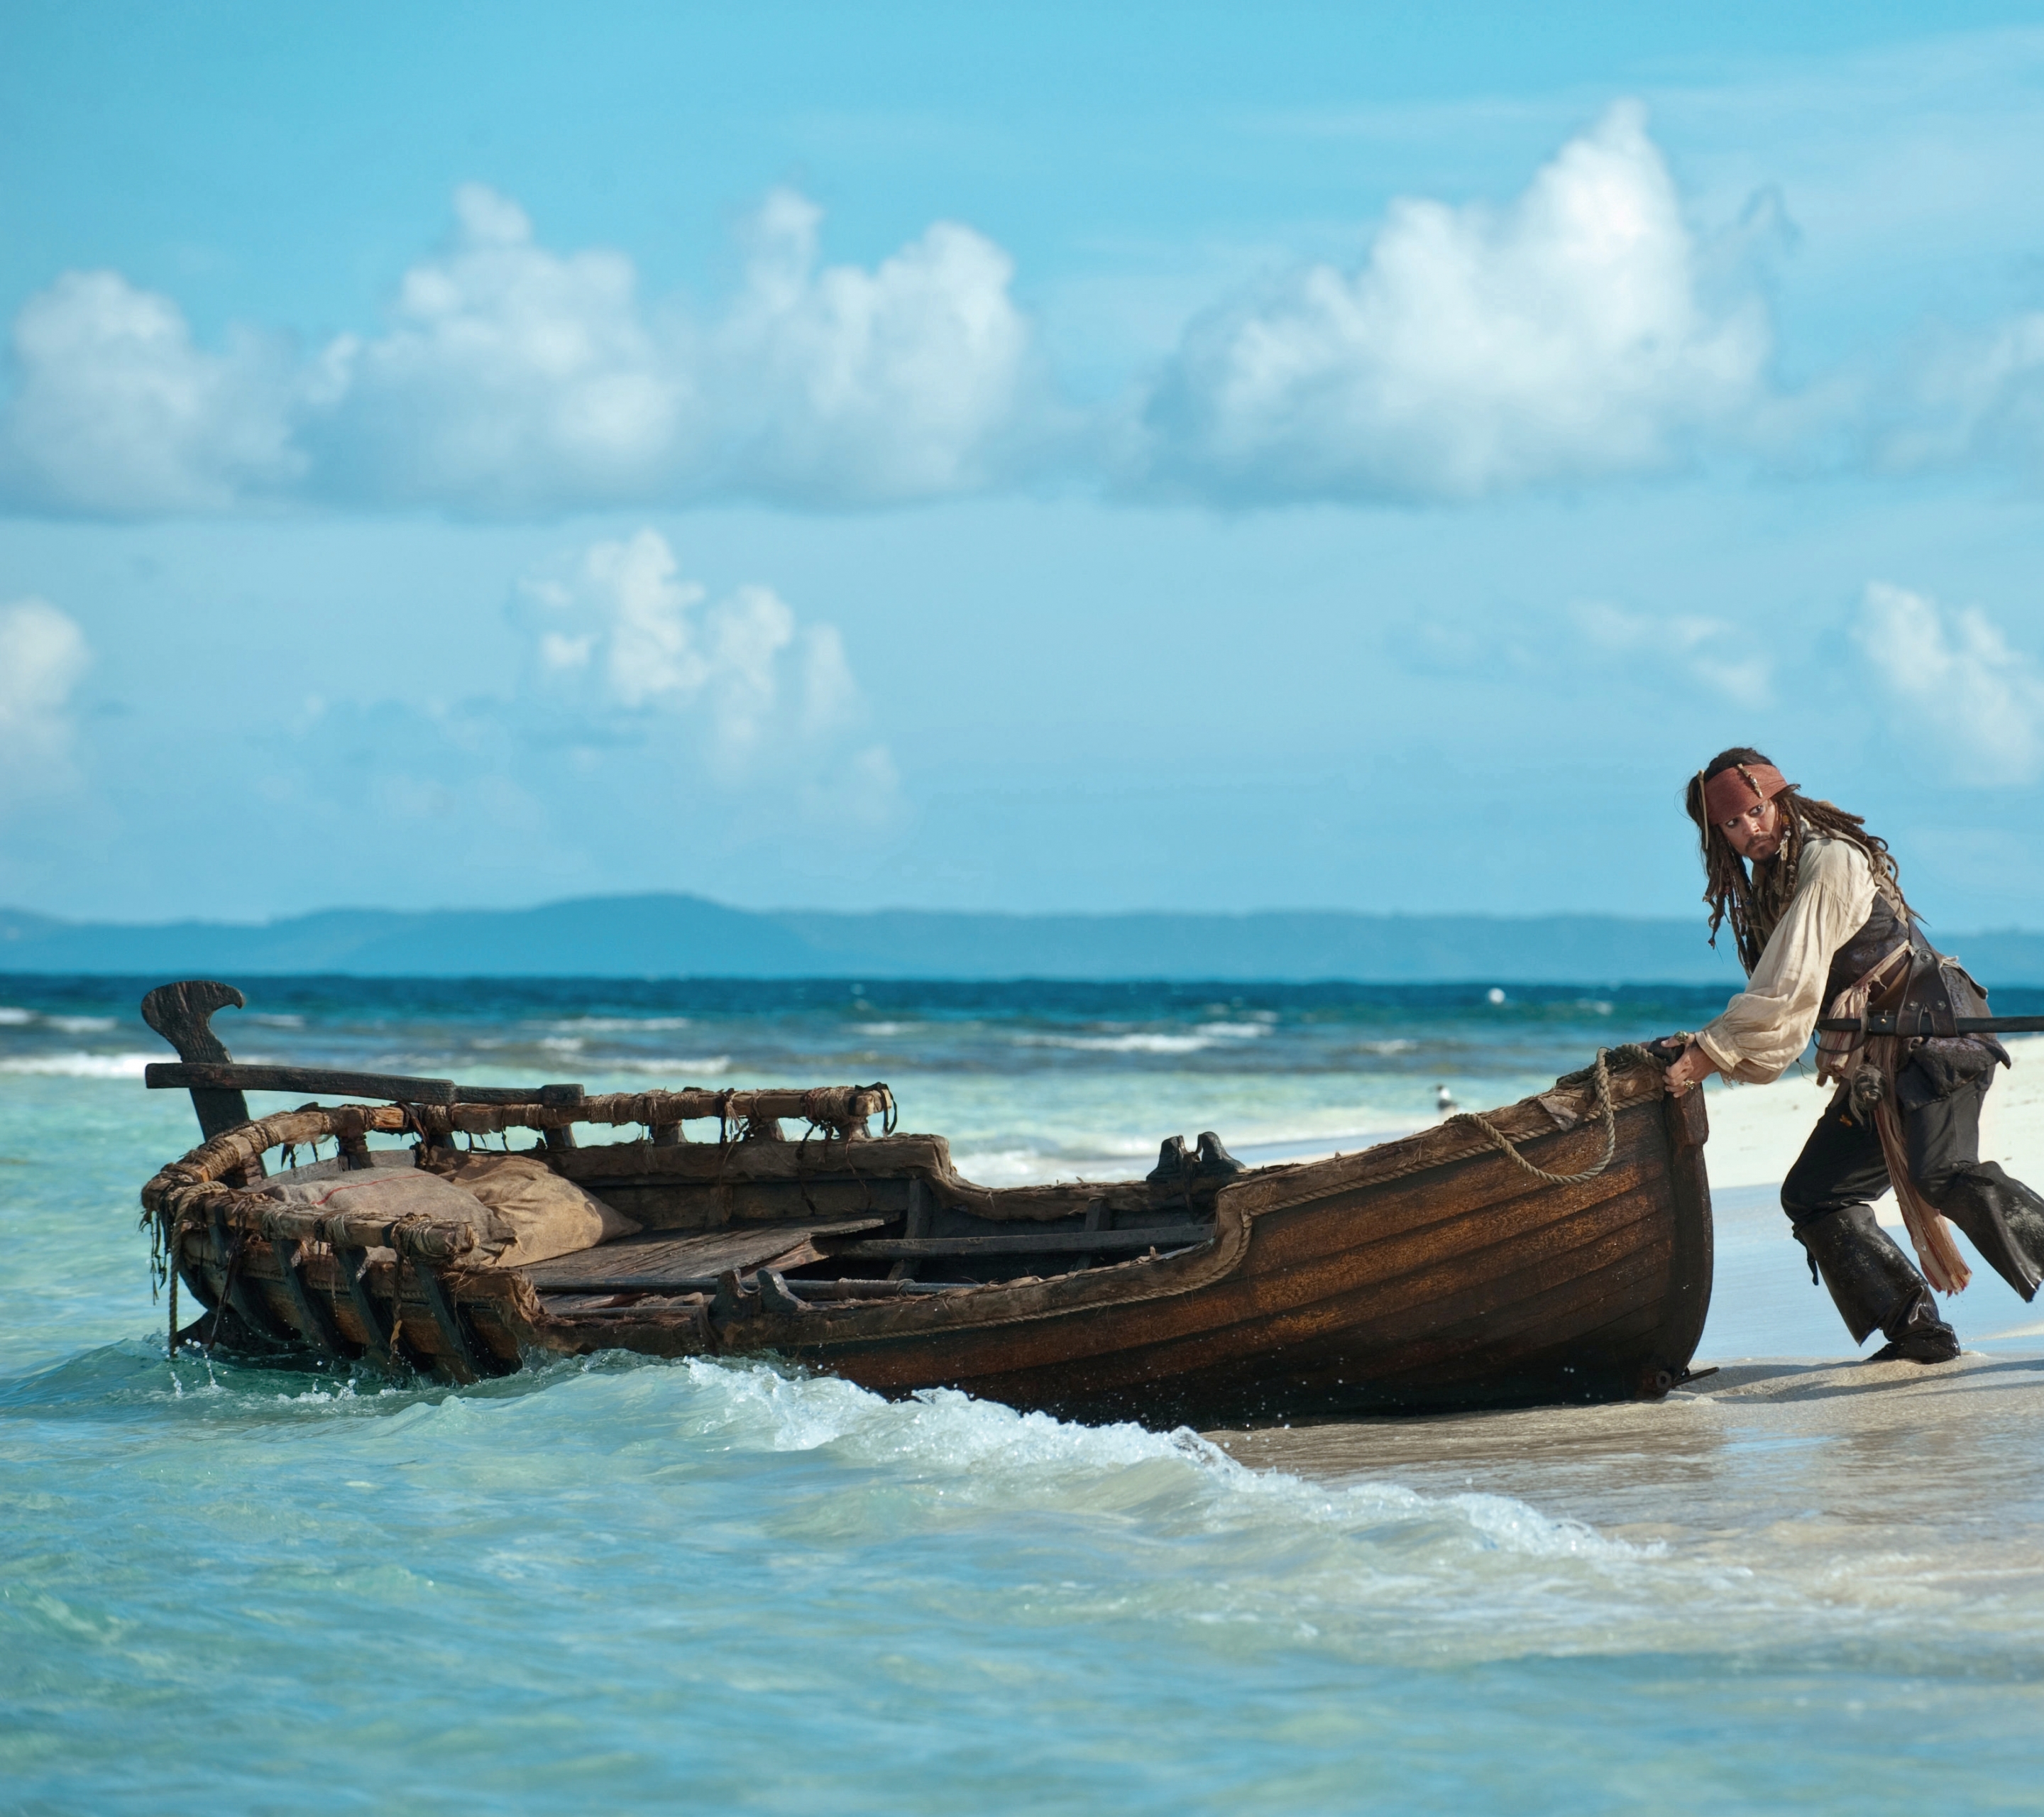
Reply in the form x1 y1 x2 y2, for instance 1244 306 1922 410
1436 1084 1457 1114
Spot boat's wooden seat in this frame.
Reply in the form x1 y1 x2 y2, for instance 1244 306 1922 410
520 1217 889 1292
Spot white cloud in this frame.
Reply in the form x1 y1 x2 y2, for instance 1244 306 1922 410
1571 600 1771 706
713 190 1036 502
1877 312 2044 477
0 597 91 798
1 186 1037 516
522 529 899 816
1855 581 2044 784
577 529 712 707
1138 104 1771 502
1 273 301 512
312 185 688 510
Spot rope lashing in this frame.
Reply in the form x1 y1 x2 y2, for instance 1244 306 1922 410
1446 1045 1654 1187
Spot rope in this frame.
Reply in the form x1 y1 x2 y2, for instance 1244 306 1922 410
1446 1046 1643 1187
206 1231 246 1351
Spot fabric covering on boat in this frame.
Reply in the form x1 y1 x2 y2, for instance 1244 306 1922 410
258 1163 514 1258
258 1148 418 1183
422 1151 640 1267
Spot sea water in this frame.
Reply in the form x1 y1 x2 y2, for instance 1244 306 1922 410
4 978 2042 1812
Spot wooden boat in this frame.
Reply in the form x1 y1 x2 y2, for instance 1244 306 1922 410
137 979 1714 1424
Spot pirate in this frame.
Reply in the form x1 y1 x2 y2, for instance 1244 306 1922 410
1661 748 2044 1362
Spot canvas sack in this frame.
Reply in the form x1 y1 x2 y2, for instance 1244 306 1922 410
256 1159 512 1262
421 1151 640 1267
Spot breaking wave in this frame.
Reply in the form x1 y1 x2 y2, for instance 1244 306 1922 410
0 1051 156 1078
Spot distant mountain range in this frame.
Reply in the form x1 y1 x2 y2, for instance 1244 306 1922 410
4 893 2043 984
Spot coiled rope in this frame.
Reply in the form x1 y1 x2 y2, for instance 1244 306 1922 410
1446 1045 1653 1187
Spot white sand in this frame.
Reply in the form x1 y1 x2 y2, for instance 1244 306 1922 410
1209 1045 2044 1677
1212 1351 2044 1588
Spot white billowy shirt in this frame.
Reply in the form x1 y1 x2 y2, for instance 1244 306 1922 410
1694 836 1879 1086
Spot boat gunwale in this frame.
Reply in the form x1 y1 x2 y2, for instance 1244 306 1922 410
143 1051 1684 1355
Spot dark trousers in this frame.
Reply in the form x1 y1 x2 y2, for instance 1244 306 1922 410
1780 1074 1989 1229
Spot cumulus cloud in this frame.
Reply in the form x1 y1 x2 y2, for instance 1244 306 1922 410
0 597 91 798
1137 104 1771 502
1 186 1037 516
1571 600 1770 706
0 273 302 512
312 185 686 510
714 190 1035 502
521 529 898 817
1855 582 2044 784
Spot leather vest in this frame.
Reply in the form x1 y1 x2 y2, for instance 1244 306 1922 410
1823 889 2009 1081
1823 890 1910 1006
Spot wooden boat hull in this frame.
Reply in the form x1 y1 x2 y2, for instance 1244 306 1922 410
744 1085 1708 1422
141 1047 1713 1426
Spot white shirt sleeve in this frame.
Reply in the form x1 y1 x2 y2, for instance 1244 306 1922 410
1694 838 1879 1086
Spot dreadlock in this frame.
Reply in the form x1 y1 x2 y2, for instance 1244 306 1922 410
1684 747 1911 975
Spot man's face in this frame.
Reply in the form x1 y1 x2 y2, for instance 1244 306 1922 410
1719 793 1781 862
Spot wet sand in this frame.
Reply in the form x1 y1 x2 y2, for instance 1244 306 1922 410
1215 1355 2044 1569
1215 1038 2044 1580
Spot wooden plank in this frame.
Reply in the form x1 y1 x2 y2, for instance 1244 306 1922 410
588 1177 915 1230
146 1063 594 1109
1245 1163 1658 1307
270 1235 345 1358
1245 1145 1657 1277
548 1275 978 1305
1073 1197 1109 1273
413 1264 484 1380
147 1063 600 1107
149 1062 461 1104
830 1226 1214 1260
1221 1067 1666 1222
521 1218 889 1289
206 1207 292 1341
332 1246 400 1365
551 1134 950 1184
889 1176 933 1282
140 981 265 1180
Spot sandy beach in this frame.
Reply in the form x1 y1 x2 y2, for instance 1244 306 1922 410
1207 1038 2044 1692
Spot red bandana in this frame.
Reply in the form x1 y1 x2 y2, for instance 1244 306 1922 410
1702 762 1787 824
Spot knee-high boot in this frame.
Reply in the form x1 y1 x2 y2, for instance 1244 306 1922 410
1793 1204 1960 1363
1937 1163 2044 1302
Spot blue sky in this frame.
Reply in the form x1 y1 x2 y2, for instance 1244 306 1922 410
4 2 2043 930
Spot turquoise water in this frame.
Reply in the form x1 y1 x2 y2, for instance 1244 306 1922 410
6 979 2043 1812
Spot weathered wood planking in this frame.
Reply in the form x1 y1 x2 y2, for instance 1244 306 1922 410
145 1063 593 1108
143 1041 1712 1420
586 1176 918 1230
522 1219 887 1290
550 1135 949 1184
714 1082 1709 1421
827 1226 1213 1259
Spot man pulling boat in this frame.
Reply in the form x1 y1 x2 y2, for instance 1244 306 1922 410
1662 748 2044 1362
